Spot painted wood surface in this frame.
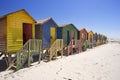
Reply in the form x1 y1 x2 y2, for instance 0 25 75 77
50 27 56 46
35 18 58 49
88 31 94 43
57 24 78 47
0 17 7 52
79 28 88 44
0 9 35 53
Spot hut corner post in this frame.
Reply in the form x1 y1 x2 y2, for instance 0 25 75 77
3 51 13 68
38 41 42 64
28 41 31 67
61 40 63 58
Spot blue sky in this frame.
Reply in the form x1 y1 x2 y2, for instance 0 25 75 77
0 0 120 39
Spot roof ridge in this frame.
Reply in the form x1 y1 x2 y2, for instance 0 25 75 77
0 9 25 19
37 17 52 24
0 9 36 22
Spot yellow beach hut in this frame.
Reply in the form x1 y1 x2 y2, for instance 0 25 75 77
0 9 36 54
87 30 94 48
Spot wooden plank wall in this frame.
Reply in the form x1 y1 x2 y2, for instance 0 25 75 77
0 17 7 52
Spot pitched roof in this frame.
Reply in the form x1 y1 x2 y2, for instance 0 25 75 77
58 24 71 27
88 30 94 34
80 28 88 33
36 17 58 26
37 18 51 24
58 23 79 31
0 9 36 22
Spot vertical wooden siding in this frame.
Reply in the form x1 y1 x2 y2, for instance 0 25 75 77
50 27 56 46
35 24 42 39
62 24 78 47
80 29 88 44
88 31 94 42
94 33 98 42
42 19 57 48
0 18 7 52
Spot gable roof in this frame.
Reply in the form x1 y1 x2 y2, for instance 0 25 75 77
37 18 51 24
0 9 36 22
88 30 94 34
36 17 58 26
80 28 88 33
58 23 79 31
58 24 70 27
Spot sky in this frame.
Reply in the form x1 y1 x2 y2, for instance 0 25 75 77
0 0 120 39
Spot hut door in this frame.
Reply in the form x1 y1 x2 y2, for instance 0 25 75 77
23 23 32 44
71 32 75 39
67 31 70 45
50 27 56 46
82 33 84 43
90 35 92 43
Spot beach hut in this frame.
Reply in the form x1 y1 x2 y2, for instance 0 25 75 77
100 34 106 45
79 28 88 51
57 24 78 47
94 32 98 47
35 18 64 61
79 28 88 43
98 34 102 45
0 9 36 54
87 31 94 48
97 34 107 45
96 34 101 46
103 35 107 44
101 34 104 44
35 18 58 49
57 24 80 55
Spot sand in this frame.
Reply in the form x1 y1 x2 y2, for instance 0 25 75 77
0 42 120 80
